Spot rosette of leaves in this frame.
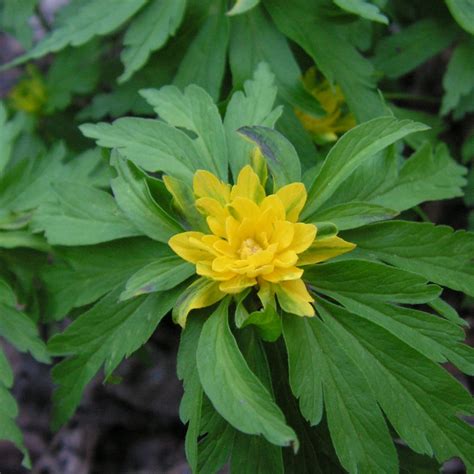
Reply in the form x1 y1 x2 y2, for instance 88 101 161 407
32 65 474 473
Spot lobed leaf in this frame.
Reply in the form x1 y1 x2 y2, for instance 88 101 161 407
302 117 429 218
119 0 186 83
196 299 298 448
344 221 474 296
49 286 180 428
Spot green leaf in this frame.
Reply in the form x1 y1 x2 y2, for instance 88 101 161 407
333 0 388 24
302 117 429 218
111 156 182 242
373 18 458 78
306 259 441 304
224 63 282 179
140 84 228 180
45 41 101 112
228 7 324 117
80 118 204 182
0 104 28 173
120 256 194 300
0 231 50 252
0 380 30 468
238 126 301 188
49 286 179 428
283 315 398 473
1 0 147 69
196 299 298 448
446 0 474 34
318 299 474 470
177 317 204 471
326 296 474 376
119 0 186 82
227 0 260 15
309 202 398 230
0 0 36 49
77 58 175 120
266 342 345 474
441 39 474 115
320 142 466 214
238 304 282 342
344 221 474 297
43 238 172 319
31 182 140 246
266 0 386 121
174 0 229 101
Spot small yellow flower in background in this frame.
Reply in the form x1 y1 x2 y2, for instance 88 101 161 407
8 65 47 114
295 67 356 143
169 164 355 326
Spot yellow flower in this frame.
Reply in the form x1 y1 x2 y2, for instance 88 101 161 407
8 65 47 114
168 164 355 327
295 67 356 143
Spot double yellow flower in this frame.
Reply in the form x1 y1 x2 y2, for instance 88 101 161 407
169 164 355 326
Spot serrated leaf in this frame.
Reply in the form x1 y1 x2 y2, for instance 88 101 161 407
174 0 229 101
0 305 48 366
224 63 282 179
0 379 30 468
196 299 298 448
111 156 182 242
31 182 141 246
266 0 386 121
441 39 474 115
318 299 474 470
43 238 172 319
120 256 194 300
140 84 228 180
302 117 429 218
344 221 474 296
80 118 202 182
1 0 147 69
49 286 179 428
238 126 301 188
283 315 398 473
119 0 186 82
373 18 458 78
333 0 388 24
446 0 474 34
305 259 441 304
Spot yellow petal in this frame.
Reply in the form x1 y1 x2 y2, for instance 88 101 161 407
273 250 299 268
263 266 303 283
291 223 317 254
270 221 295 250
196 262 234 281
275 279 315 317
276 183 307 222
172 277 225 327
228 196 261 222
193 170 230 205
231 165 265 203
260 195 286 221
219 275 257 294
257 278 275 307
195 197 228 237
298 235 356 266
168 231 216 264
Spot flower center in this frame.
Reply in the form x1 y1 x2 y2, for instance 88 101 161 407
239 238 262 259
